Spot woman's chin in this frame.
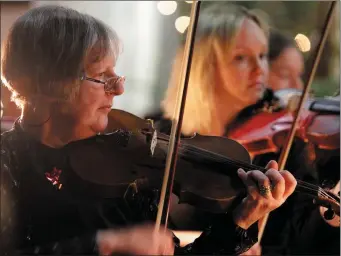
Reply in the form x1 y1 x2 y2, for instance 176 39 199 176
91 115 109 134
249 88 265 104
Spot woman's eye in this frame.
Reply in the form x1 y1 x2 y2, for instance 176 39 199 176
234 55 246 61
97 73 105 79
260 53 268 59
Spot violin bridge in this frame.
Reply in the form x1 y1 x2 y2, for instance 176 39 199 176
145 128 158 157
150 129 157 157
145 119 158 157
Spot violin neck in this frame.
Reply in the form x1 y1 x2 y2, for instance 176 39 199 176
295 181 319 198
157 135 334 203
295 180 340 207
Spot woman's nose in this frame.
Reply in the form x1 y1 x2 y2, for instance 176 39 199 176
252 58 267 76
105 76 125 96
105 86 124 96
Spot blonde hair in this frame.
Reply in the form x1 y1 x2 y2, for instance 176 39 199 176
161 4 268 135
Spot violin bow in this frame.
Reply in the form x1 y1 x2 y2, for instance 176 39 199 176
258 0 338 241
155 1 201 231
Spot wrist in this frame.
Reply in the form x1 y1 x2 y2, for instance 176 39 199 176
232 198 260 230
232 207 252 230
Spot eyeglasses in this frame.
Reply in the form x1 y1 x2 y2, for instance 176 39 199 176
80 74 126 94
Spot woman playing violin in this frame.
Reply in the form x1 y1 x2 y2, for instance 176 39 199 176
245 28 340 256
150 3 339 255
0 5 297 255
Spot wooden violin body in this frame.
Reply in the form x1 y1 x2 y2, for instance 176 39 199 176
66 109 251 213
65 109 340 216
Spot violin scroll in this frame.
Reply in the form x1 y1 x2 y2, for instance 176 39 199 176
317 180 340 219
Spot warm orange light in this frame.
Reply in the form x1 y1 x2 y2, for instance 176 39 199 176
295 33 311 52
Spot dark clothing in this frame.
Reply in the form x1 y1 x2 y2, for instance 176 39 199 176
276 141 340 256
0 119 258 255
287 195 340 255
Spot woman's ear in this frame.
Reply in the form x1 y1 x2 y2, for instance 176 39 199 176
21 96 53 126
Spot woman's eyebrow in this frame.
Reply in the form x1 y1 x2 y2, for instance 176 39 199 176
85 66 103 76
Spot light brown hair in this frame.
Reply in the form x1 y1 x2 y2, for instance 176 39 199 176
1 5 120 108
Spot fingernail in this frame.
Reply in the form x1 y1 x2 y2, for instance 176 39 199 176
237 168 243 173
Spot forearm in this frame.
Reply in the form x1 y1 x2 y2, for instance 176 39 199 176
96 229 131 255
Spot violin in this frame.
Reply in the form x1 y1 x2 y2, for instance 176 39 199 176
228 93 340 158
64 108 340 218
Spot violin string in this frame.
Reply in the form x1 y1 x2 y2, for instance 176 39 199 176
176 150 333 201
177 149 335 202
291 179 336 200
175 143 336 201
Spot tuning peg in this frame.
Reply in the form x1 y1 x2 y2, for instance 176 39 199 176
321 179 335 190
324 207 335 220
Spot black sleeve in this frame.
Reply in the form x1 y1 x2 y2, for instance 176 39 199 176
284 141 340 255
175 212 258 255
288 193 340 255
1 136 22 255
22 233 98 255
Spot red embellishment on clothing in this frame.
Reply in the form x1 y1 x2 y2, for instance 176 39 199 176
45 167 63 189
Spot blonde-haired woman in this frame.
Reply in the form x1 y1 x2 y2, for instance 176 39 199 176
151 4 339 256
160 3 270 137
147 2 275 250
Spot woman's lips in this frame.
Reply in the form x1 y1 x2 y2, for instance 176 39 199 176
248 82 263 89
99 105 112 111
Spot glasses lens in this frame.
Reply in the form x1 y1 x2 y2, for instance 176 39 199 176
104 76 125 95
